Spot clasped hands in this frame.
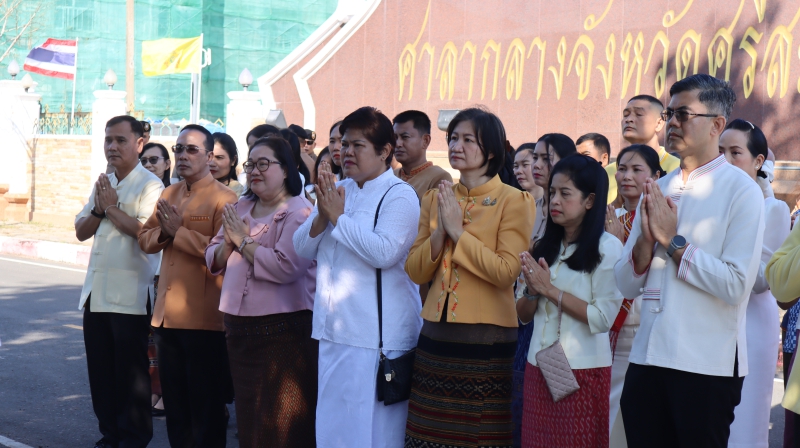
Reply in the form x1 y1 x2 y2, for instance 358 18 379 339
94 174 118 214
637 179 678 248
519 252 558 302
313 162 345 227
432 180 465 244
155 199 182 238
221 203 250 249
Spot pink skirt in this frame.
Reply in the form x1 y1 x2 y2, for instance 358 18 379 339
522 363 611 448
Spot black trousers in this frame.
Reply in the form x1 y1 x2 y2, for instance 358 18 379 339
83 297 153 448
621 362 744 448
155 327 229 448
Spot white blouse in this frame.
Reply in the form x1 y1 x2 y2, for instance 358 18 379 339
614 155 765 377
293 168 422 350
524 232 624 369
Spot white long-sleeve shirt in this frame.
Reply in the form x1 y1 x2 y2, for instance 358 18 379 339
614 155 764 377
293 168 422 351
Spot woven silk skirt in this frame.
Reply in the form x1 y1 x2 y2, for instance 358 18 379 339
224 310 318 448
405 320 517 448
522 364 611 448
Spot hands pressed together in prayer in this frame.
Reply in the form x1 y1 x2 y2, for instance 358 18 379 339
309 161 345 237
221 203 250 249
429 180 464 259
519 252 556 301
605 204 626 243
94 174 118 214
156 198 182 238
638 179 678 248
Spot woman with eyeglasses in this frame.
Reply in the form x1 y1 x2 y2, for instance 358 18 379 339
722 120 789 448
211 132 244 197
206 137 317 447
140 142 172 188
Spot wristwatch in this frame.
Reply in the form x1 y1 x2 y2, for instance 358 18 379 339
237 236 254 253
90 207 105 219
666 235 687 258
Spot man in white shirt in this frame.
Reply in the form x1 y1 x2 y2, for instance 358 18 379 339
75 116 164 448
614 74 764 447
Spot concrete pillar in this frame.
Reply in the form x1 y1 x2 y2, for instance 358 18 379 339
90 90 127 180
0 80 40 195
225 90 263 168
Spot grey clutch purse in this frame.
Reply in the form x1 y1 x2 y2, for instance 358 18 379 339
534 290 580 402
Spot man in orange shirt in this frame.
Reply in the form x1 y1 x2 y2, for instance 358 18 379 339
138 124 237 446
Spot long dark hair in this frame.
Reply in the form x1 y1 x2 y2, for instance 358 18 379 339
243 137 302 198
531 155 608 273
141 142 171 188
211 132 239 184
724 119 768 178
313 147 331 183
279 128 312 186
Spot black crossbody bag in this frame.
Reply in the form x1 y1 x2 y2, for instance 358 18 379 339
374 183 416 405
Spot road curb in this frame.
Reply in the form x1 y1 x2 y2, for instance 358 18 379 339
0 236 90 267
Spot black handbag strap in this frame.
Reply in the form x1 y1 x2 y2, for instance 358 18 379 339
375 182 405 357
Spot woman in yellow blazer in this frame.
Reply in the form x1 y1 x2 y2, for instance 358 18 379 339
404 108 535 448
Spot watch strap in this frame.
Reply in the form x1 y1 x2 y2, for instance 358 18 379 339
90 207 105 219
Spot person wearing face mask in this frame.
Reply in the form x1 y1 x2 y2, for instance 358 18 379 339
720 120 789 448
607 95 681 204
392 110 452 200
138 124 238 446
615 75 764 448
211 132 244 197
530 134 577 242
404 108 534 448
293 107 422 448
206 137 317 447
76 116 164 448
517 154 623 448
604 144 663 448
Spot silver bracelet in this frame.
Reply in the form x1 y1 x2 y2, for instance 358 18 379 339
522 287 539 301
104 204 117 215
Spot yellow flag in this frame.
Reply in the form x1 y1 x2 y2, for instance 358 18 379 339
141 36 202 76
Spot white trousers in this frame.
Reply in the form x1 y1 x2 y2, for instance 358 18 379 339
315 339 410 448
609 325 636 448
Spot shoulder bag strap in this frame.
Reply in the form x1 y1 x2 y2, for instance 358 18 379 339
556 290 564 342
375 182 404 356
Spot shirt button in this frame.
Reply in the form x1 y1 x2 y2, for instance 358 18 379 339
166 286 171 291
170 262 174 266
243 289 248 295
462 218 470 225
639 288 645 293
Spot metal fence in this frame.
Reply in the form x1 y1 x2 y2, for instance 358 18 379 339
37 104 92 135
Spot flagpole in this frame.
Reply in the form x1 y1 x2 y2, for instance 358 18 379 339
70 37 78 132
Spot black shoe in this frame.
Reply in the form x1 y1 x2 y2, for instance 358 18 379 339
152 405 166 417
93 438 117 448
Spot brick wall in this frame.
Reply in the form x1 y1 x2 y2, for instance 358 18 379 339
28 135 93 223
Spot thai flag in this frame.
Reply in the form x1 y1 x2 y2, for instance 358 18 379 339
23 38 77 80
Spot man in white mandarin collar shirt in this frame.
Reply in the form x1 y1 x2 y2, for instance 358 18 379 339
75 116 163 448
614 74 764 448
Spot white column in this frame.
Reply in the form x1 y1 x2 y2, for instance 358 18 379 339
90 90 127 179
225 90 263 168
0 80 41 195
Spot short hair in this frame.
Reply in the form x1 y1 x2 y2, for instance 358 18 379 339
725 119 769 178
288 124 309 140
669 74 736 120
244 137 303 198
537 133 578 162
532 154 608 273
247 124 281 144
392 110 432 135
628 94 664 110
446 107 507 178
615 144 663 178
211 132 239 184
141 142 171 187
339 107 395 167
576 133 611 157
179 124 214 152
106 115 144 138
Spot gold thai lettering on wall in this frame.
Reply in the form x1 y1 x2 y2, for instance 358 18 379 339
397 0 800 103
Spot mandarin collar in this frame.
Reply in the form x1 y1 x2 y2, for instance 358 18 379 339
454 175 502 198
358 167 394 191
185 172 216 191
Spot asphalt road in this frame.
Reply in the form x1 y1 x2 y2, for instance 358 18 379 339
0 255 239 447
0 254 789 447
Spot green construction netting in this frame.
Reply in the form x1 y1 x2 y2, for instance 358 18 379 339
1 0 337 124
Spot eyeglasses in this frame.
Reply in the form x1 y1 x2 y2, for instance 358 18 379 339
140 156 163 165
243 159 281 173
661 109 718 123
172 144 203 154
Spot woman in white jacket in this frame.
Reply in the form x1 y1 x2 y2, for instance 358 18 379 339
722 119 790 448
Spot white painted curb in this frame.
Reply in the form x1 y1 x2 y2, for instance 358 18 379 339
0 236 89 267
